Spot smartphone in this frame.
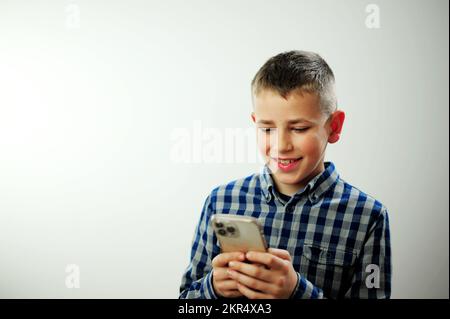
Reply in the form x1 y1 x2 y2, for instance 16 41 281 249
211 214 268 253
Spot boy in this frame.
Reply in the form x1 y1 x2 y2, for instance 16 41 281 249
179 50 391 299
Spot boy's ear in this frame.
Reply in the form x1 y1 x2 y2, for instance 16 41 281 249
328 110 345 144
251 112 256 123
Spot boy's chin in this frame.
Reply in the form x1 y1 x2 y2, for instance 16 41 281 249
274 172 304 183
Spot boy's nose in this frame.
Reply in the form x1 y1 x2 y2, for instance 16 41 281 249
273 130 293 153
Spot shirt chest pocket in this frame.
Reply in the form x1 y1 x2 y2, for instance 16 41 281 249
299 244 357 296
301 244 357 266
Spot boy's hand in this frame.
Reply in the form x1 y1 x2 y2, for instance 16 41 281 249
211 252 246 298
226 248 298 299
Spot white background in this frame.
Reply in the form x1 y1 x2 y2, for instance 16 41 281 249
0 0 448 298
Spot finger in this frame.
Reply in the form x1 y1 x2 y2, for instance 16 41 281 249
243 260 268 269
216 279 240 291
212 252 246 267
236 282 273 300
268 248 292 261
245 251 287 270
228 261 272 282
227 269 276 294
222 290 244 298
212 267 231 281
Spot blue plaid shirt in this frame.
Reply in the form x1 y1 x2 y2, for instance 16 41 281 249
179 162 391 299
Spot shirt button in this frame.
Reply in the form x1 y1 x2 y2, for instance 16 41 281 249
286 206 294 213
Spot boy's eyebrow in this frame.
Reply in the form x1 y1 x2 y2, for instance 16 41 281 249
257 118 311 125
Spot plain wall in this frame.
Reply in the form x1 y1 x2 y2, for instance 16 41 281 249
0 0 448 298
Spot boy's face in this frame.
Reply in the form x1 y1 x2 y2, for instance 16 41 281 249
251 89 342 195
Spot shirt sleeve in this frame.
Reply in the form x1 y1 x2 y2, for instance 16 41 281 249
290 207 391 299
344 207 392 298
179 194 221 299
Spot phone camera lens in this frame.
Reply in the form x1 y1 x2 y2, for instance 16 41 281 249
218 229 227 236
215 222 224 228
226 226 235 233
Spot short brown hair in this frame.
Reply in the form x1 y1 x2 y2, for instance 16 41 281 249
251 50 337 115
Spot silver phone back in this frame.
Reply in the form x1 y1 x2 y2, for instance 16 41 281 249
211 214 267 253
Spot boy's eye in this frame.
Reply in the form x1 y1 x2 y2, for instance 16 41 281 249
292 127 309 132
259 128 275 133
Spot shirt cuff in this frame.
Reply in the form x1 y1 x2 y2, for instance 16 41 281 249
290 272 324 299
289 272 301 298
203 271 219 299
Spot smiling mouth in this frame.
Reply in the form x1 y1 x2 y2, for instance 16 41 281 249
270 157 302 172
271 157 302 164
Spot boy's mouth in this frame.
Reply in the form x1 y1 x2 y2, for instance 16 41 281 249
271 157 302 172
